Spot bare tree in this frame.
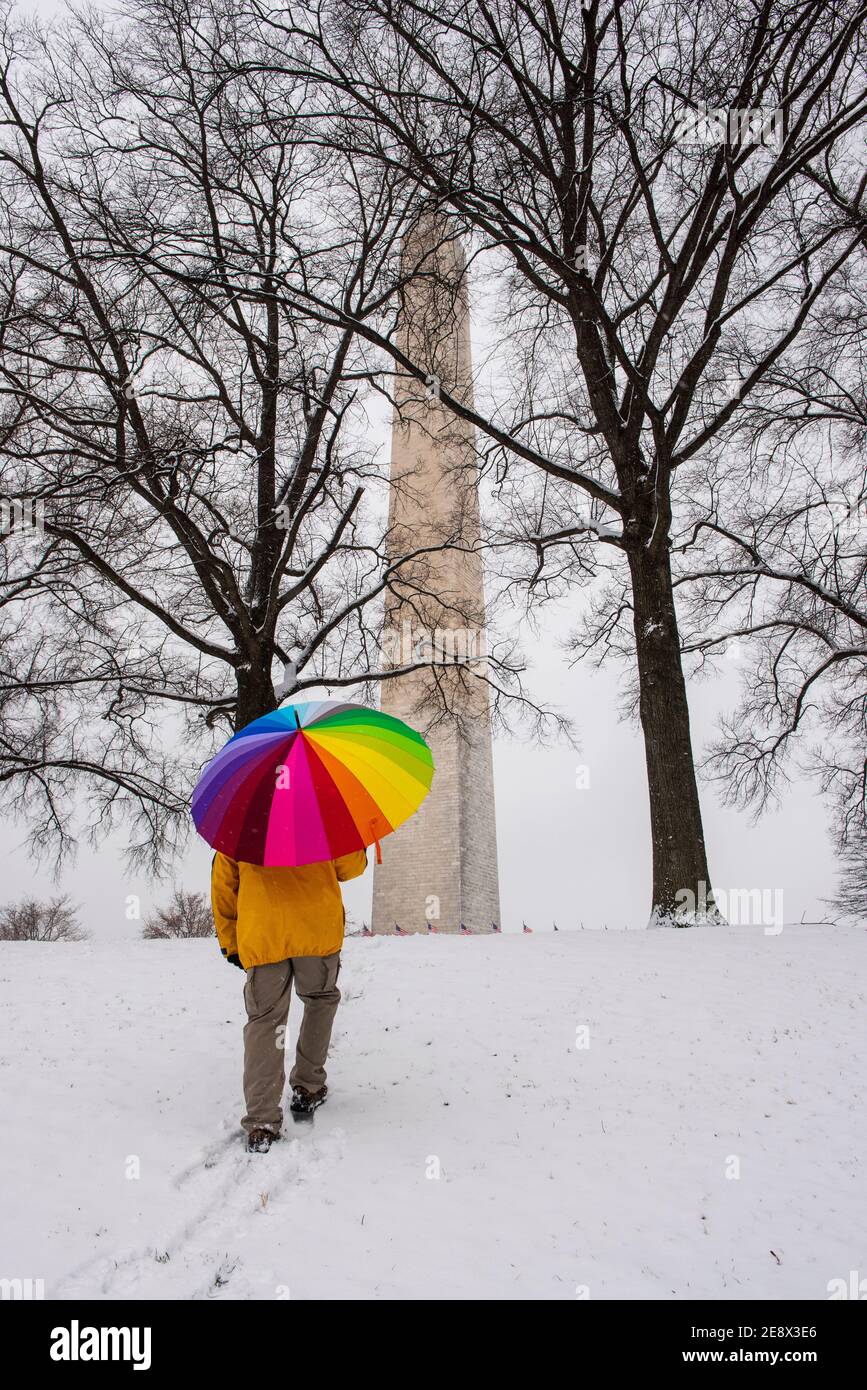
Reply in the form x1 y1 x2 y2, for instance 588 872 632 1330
680 471 866 910
672 167 867 918
142 886 214 937
261 0 867 921
0 893 87 939
827 829 867 921
0 0 528 869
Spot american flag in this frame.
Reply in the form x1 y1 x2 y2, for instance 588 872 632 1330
523 922 533 934
491 922 501 933
460 922 471 934
427 922 438 933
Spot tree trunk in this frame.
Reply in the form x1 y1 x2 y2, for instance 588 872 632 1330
626 536 718 925
235 658 277 731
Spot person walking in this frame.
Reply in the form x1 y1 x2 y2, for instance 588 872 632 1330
211 848 368 1153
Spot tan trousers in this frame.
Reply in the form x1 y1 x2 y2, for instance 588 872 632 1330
241 953 341 1134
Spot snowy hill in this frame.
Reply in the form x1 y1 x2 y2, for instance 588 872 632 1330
2 926 865 1301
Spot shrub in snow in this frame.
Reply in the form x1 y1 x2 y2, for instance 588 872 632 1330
142 888 214 939
0 895 88 941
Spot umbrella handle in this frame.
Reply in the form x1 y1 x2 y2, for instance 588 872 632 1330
367 817 382 864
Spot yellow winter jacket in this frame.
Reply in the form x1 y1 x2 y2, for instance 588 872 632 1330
211 850 368 967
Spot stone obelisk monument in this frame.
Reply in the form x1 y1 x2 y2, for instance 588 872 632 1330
371 210 501 935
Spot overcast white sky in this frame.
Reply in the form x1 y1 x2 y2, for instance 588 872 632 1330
1 0 839 937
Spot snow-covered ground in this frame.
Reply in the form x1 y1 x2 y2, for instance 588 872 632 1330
1 926 864 1301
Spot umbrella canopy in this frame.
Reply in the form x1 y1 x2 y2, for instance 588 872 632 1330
191 700 434 867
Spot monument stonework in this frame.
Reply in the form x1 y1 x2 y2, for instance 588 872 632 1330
371 212 501 935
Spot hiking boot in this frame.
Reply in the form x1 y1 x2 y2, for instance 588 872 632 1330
246 1127 279 1154
289 1084 327 1119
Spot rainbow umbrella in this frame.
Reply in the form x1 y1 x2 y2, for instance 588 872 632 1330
191 700 434 867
